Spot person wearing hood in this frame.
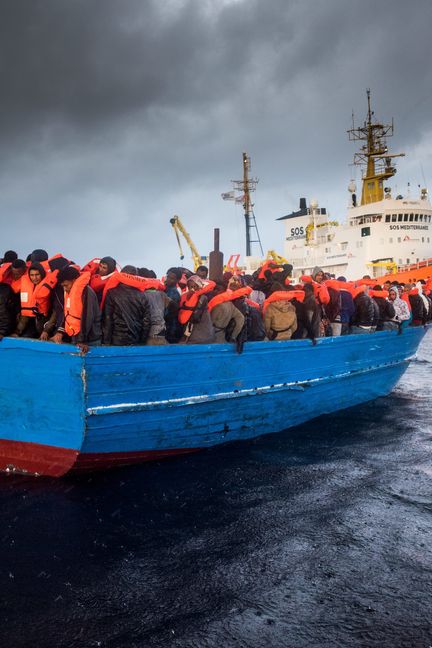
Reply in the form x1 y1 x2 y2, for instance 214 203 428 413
388 286 410 327
179 275 215 344
263 283 297 341
29 249 49 263
55 266 101 353
311 266 325 283
371 285 397 331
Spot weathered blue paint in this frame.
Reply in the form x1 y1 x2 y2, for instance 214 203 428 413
0 327 428 476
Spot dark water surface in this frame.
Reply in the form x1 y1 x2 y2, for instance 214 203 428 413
1 332 431 648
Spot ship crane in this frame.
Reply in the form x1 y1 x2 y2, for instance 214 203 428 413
169 215 206 271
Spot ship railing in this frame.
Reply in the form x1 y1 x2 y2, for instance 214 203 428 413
397 257 432 272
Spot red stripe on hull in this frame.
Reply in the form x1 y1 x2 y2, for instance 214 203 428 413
0 439 201 477
0 439 79 477
72 448 201 472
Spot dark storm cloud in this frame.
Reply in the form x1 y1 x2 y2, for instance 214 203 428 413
1 0 432 270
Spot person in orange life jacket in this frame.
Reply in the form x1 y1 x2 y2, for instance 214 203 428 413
12 263 46 338
55 266 101 353
209 278 246 345
196 265 208 280
336 276 355 335
179 275 215 344
371 285 397 331
263 282 297 341
302 283 321 340
134 266 175 345
38 257 72 341
407 284 427 325
102 265 151 346
350 287 375 334
90 256 117 303
164 268 183 343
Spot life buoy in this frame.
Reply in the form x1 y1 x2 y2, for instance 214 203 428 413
64 272 91 337
178 281 216 324
263 290 304 313
208 286 252 312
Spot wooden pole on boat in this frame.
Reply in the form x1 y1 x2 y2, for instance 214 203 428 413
209 228 223 283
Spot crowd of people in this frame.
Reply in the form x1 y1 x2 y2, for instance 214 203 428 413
0 249 431 353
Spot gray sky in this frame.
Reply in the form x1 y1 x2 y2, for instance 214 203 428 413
1 0 432 274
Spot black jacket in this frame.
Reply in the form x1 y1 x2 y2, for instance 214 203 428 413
102 284 151 345
302 295 321 339
373 297 395 330
0 283 17 336
352 293 375 327
409 294 427 323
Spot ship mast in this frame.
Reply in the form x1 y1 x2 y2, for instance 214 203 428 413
232 152 261 256
348 89 404 206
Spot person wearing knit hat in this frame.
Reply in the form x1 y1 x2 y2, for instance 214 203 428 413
1 250 18 264
30 249 49 263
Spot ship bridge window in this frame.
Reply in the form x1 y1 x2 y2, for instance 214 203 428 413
398 214 403 222
391 214 397 222
385 215 391 223
409 214 414 222
340 242 348 251
414 214 419 222
361 226 371 237
397 237 401 243
404 214 408 222
406 258 410 264
420 215 423 222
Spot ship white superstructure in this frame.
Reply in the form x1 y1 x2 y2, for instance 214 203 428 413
279 93 432 279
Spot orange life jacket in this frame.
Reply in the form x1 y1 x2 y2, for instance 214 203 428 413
258 261 280 280
100 273 165 308
300 275 330 304
369 289 389 299
64 272 91 337
33 270 59 316
178 281 216 324
401 293 412 311
82 258 101 275
207 286 252 312
246 298 261 310
354 278 376 287
263 290 304 313
20 273 38 317
351 285 367 299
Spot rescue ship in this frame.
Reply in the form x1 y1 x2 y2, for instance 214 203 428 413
0 325 428 477
279 91 432 279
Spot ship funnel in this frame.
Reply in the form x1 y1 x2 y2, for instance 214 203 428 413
299 197 307 210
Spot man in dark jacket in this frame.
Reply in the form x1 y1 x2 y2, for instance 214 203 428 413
302 283 321 340
351 289 375 333
0 283 16 339
371 287 396 331
102 281 151 346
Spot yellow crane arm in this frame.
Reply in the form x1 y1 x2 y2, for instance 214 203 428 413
265 249 288 265
170 215 204 271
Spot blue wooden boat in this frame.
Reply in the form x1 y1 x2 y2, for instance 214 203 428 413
0 326 428 477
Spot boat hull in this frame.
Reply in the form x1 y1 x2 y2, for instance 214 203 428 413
0 327 428 477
